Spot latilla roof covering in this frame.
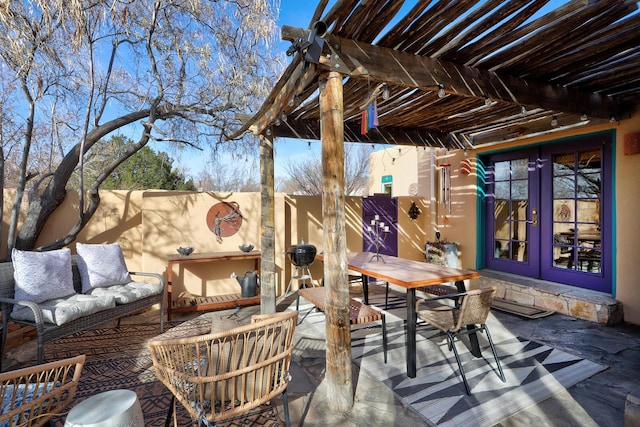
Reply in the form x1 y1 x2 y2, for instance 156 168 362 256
233 0 640 149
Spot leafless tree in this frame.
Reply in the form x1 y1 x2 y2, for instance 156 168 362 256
196 153 260 192
281 143 372 195
0 0 281 253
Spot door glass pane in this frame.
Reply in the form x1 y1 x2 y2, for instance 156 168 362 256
579 173 600 198
577 200 600 223
494 239 510 258
512 181 528 199
512 200 528 222
494 161 510 181
578 150 601 172
492 158 529 262
495 182 509 199
552 148 602 275
554 153 574 175
554 200 574 223
577 249 601 273
511 241 527 262
553 176 575 198
512 159 529 179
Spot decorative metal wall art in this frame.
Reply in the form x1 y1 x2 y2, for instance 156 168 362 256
206 202 243 243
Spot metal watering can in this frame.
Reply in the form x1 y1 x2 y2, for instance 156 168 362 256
235 270 259 297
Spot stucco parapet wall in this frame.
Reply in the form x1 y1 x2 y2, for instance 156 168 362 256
475 270 623 325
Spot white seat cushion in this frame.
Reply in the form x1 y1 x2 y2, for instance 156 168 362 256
87 281 163 304
11 294 115 326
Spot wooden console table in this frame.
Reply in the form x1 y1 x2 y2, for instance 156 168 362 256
166 251 261 320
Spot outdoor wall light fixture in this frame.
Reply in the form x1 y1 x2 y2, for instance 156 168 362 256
610 114 617 123
581 112 588 121
551 116 558 127
437 84 446 98
408 201 420 220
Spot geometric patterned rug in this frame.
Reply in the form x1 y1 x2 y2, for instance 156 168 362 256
42 319 283 426
296 286 608 427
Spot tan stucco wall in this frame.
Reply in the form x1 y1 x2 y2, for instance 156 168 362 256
431 149 478 270
368 146 431 197
2 190 381 302
611 117 640 324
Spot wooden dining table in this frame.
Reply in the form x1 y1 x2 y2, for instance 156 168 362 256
317 251 480 378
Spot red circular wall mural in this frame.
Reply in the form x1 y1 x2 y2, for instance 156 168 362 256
206 202 243 242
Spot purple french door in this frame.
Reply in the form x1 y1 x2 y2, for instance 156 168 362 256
483 133 613 293
484 148 541 277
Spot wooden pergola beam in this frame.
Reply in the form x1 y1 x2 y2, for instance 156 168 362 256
282 26 632 121
265 118 451 147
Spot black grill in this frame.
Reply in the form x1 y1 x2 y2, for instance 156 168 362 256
286 241 317 267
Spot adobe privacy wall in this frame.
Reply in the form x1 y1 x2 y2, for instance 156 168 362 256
2 189 431 302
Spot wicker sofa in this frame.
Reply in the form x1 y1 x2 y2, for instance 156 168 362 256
0 251 164 367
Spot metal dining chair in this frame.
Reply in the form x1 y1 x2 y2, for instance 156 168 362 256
416 287 506 395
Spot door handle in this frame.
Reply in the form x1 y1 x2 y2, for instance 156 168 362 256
528 208 538 226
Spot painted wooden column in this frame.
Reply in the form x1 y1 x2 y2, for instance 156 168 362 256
320 71 353 411
259 131 276 314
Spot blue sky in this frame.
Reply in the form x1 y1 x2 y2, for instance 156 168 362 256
172 1 322 182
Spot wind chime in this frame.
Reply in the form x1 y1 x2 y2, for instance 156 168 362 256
361 83 388 135
361 99 379 134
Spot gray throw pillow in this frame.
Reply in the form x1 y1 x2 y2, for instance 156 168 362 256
12 248 76 306
76 243 132 293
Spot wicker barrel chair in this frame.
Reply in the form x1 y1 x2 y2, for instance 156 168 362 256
0 355 85 426
148 310 298 426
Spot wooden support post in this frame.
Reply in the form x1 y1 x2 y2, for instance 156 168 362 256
259 132 276 313
320 71 353 411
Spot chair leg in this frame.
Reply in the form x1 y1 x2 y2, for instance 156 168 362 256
381 313 387 363
483 325 506 382
448 332 472 395
282 389 291 427
165 395 175 427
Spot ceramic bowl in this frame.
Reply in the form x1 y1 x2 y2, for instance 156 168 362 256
177 246 194 256
239 244 254 252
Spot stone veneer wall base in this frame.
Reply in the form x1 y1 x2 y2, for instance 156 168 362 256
476 270 623 325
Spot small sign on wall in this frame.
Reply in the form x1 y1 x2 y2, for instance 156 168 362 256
624 132 640 155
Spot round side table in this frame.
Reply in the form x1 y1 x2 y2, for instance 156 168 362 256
64 389 144 427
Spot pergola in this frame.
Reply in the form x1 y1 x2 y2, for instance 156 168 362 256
231 0 640 412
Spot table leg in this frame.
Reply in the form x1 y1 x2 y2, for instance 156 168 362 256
167 261 174 321
406 288 417 378
455 280 481 357
362 275 369 305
